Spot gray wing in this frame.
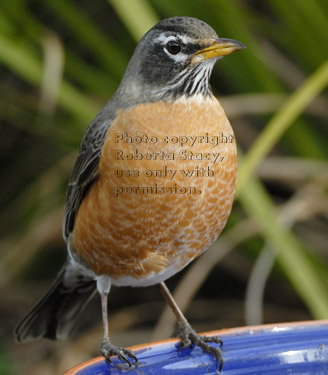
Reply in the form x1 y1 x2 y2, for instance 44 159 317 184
63 106 116 241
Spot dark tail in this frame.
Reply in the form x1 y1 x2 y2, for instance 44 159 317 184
14 266 97 342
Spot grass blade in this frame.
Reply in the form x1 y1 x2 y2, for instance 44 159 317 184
0 32 99 123
109 0 159 41
237 60 328 196
239 154 328 319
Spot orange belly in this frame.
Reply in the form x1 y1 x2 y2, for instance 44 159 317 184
71 96 237 285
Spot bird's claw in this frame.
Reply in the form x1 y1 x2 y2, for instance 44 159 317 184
174 320 223 371
101 338 138 367
201 334 223 346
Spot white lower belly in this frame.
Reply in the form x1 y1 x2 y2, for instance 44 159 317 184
111 257 183 287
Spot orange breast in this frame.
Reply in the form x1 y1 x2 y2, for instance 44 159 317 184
71 96 237 283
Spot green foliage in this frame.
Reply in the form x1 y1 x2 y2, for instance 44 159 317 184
0 347 14 375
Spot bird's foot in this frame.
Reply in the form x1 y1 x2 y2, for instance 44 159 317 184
174 320 223 371
101 338 138 367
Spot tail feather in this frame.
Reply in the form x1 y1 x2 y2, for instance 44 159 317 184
15 266 96 342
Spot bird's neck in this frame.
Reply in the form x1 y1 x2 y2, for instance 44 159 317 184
152 63 214 101
114 63 214 108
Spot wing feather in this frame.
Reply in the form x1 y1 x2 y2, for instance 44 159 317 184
63 106 115 240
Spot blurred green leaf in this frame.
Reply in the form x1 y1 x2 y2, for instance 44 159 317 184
109 0 159 41
0 344 14 375
0 32 99 123
237 60 328 196
45 0 128 78
239 153 328 319
268 1 328 70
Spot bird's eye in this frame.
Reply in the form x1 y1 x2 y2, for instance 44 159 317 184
166 40 181 55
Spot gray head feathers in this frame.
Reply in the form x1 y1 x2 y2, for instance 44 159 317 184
113 17 221 107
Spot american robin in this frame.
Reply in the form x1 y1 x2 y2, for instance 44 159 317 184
15 17 244 371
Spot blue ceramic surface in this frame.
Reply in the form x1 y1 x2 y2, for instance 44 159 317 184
66 321 328 374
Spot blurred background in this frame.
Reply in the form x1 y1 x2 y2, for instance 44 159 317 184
1 0 328 374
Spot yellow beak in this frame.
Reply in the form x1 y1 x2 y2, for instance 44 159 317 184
195 38 245 60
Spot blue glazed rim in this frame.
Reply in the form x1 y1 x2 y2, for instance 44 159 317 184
65 320 328 375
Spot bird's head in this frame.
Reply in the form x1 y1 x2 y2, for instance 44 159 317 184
115 17 245 106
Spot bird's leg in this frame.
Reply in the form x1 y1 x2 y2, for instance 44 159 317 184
158 282 223 371
97 276 137 366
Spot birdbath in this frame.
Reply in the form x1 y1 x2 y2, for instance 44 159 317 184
65 320 328 375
